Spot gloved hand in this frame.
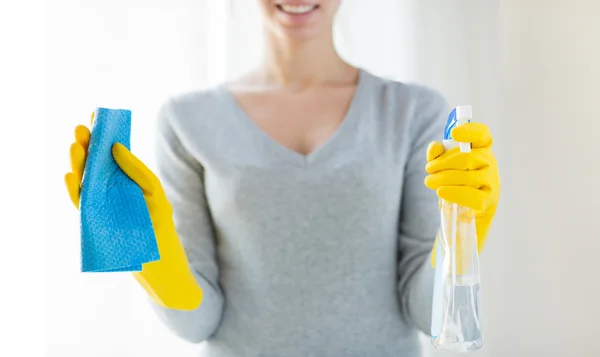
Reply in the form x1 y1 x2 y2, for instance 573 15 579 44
65 115 203 310
424 122 500 266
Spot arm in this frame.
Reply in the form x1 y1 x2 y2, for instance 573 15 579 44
148 101 225 343
397 87 448 334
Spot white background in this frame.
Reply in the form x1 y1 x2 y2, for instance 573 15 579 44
27 0 600 356
2 1 44 357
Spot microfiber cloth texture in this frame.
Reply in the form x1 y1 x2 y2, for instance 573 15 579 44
79 107 160 272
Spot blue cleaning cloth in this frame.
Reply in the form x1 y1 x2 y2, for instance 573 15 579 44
79 108 160 272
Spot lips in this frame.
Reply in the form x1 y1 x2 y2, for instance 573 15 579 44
276 3 319 15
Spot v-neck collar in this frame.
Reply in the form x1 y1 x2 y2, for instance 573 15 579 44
221 68 371 168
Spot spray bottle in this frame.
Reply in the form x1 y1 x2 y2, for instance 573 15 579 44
430 106 483 352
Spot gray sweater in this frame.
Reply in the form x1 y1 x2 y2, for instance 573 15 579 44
149 69 448 357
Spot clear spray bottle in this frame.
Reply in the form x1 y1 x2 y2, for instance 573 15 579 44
430 106 483 352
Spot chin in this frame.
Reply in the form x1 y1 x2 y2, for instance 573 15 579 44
261 1 340 41
276 26 323 42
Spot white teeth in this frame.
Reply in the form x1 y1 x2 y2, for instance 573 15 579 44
280 4 316 14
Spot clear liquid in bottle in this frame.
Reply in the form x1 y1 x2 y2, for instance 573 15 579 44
431 200 483 352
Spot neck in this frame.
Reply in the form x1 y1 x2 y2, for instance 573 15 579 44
258 30 356 88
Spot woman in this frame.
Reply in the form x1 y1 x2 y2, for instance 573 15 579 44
65 0 500 355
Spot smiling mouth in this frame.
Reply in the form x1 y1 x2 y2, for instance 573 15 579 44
276 4 320 15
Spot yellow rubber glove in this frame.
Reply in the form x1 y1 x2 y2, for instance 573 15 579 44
65 116 203 310
425 122 500 267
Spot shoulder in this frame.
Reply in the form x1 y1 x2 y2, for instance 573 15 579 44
156 85 232 138
362 70 449 149
365 70 448 114
400 82 449 132
159 86 230 124
364 70 449 130
403 83 448 111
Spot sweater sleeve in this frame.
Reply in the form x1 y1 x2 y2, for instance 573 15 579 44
397 85 449 334
147 100 225 343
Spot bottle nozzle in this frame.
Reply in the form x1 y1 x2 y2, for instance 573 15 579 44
456 106 472 120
